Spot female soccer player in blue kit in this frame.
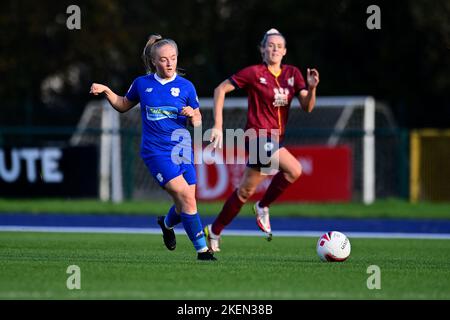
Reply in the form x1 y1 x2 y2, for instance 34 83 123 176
90 35 216 261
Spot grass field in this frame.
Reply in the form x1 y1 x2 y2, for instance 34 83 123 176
1 198 450 219
1 231 449 300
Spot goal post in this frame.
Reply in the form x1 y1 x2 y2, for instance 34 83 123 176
74 100 124 203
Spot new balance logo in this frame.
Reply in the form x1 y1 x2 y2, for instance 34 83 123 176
145 88 153 93
195 230 204 238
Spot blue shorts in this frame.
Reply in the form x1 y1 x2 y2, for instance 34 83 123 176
142 155 197 188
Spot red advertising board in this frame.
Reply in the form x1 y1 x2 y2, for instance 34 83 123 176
195 145 352 202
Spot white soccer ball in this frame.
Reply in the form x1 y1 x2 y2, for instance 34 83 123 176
316 231 351 262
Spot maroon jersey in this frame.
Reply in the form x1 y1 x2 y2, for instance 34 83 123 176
230 64 307 140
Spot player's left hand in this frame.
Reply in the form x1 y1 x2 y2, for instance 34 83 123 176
307 68 320 89
181 106 195 117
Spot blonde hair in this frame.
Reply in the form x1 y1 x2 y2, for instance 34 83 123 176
260 28 286 48
142 34 179 74
259 28 286 60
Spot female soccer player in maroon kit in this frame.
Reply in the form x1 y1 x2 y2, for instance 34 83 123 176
204 28 320 252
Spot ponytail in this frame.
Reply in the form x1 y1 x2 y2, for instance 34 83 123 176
141 35 180 74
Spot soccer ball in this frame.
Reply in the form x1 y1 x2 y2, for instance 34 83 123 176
316 231 351 262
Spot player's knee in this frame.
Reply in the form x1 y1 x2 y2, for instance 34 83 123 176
286 163 302 182
237 186 255 202
181 199 197 213
177 190 197 213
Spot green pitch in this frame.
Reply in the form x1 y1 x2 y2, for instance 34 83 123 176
0 232 449 299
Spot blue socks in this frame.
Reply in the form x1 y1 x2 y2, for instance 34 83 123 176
163 205 208 253
164 205 181 229
180 212 208 253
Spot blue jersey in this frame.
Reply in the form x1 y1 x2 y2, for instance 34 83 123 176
125 73 199 159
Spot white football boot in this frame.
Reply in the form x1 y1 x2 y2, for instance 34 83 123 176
254 201 272 241
204 224 221 252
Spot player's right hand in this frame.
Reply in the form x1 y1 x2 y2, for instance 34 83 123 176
90 83 108 95
209 127 223 149
181 106 195 117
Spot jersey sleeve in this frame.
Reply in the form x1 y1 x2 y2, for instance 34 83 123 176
125 78 140 102
294 67 308 94
229 66 255 89
186 82 200 109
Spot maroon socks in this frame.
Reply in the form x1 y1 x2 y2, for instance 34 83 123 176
211 189 245 235
259 172 292 208
211 172 293 236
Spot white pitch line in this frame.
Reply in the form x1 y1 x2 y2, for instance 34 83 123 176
1 225 450 239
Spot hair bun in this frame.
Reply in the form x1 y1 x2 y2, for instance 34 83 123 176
266 28 280 35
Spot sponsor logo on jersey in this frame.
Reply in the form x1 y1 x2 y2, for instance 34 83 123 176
145 87 153 93
273 88 289 107
145 105 179 121
259 77 267 85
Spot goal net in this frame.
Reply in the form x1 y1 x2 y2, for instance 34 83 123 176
71 96 399 204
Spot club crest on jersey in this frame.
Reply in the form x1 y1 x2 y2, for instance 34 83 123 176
288 77 295 87
259 77 267 85
273 88 289 107
171 87 180 97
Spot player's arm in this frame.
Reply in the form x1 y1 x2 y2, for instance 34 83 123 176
298 68 320 113
181 107 202 127
191 108 202 127
210 79 236 148
90 83 136 113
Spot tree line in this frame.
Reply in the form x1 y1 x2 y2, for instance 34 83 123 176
0 0 449 128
